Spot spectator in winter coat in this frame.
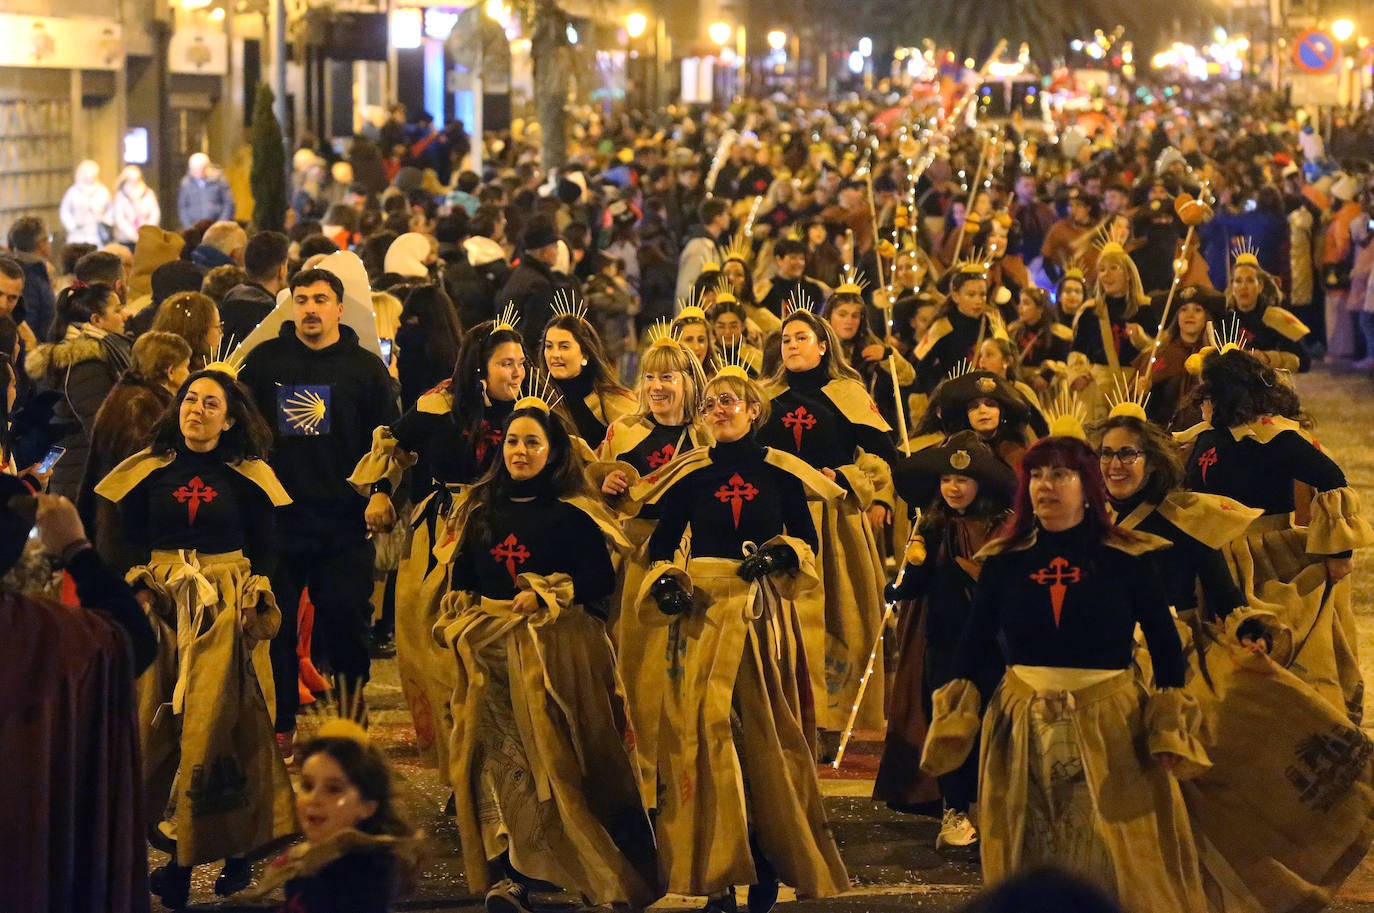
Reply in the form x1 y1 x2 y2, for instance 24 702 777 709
189 221 247 271
59 161 112 247
675 198 731 300
498 217 565 353
111 166 161 246
5 217 56 341
177 153 236 228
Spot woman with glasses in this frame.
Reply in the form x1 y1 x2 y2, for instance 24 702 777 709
921 430 1208 912
1097 386 1374 913
348 319 527 790
759 307 898 744
1181 347 1374 721
440 399 659 913
633 367 849 913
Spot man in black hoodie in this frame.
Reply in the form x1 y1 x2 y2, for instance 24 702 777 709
220 230 289 345
497 216 562 352
238 267 397 752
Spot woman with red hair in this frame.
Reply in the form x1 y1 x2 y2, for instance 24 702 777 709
920 432 1208 911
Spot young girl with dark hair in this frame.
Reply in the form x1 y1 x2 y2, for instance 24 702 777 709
440 402 660 913
921 431 1208 911
349 319 527 786
96 369 294 909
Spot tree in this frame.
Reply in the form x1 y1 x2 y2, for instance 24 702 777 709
250 83 287 232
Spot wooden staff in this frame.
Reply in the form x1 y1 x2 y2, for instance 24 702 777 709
1148 175 1214 371
949 129 1000 260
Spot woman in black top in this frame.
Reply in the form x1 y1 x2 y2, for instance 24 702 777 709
634 369 849 913
1181 347 1374 720
921 434 1208 911
541 311 635 449
96 370 294 908
760 308 898 738
1226 252 1311 372
440 402 659 913
350 319 527 786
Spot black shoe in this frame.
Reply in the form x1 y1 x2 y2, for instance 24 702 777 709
747 879 779 913
485 879 533 913
443 791 457 816
702 890 738 913
369 633 396 659
215 856 252 896
147 822 176 854
149 862 192 910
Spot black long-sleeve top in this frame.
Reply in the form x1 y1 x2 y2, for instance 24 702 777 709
1071 294 1159 366
953 521 1186 688
610 419 696 523
1183 426 1346 517
757 366 898 476
647 436 817 562
554 371 609 448
452 480 617 614
1235 306 1311 372
111 447 279 578
915 309 994 393
1111 492 1244 619
280 848 396 913
390 396 512 500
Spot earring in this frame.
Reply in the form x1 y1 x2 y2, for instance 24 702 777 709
581 359 588 366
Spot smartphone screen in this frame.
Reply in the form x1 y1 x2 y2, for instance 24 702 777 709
380 338 394 366
37 445 65 474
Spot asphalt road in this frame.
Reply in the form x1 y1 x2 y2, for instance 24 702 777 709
164 365 1374 912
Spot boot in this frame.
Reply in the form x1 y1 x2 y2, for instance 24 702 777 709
149 861 192 910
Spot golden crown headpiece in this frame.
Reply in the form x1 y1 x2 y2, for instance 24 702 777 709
833 264 869 297
723 226 754 265
551 288 588 322
1105 373 1151 422
513 368 565 414
203 333 245 379
713 276 738 305
675 288 709 322
699 259 722 275
492 301 521 333
781 290 817 317
1044 386 1088 442
1095 239 1127 258
713 339 753 381
1185 315 1249 375
646 318 684 352
298 678 371 735
1231 237 1261 270
955 249 990 277
945 358 976 381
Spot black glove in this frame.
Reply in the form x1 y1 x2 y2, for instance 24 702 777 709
738 543 800 582
650 574 693 616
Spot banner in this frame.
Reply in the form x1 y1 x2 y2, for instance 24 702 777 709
0 15 123 71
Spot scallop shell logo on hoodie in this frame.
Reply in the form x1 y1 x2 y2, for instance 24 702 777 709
278 385 331 435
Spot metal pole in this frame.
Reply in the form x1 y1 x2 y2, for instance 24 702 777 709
272 0 288 137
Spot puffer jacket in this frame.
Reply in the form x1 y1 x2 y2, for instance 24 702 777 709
25 325 132 499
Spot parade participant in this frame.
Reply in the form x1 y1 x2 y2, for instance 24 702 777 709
349 312 527 788
1131 287 1223 430
877 432 1015 842
722 232 779 336
440 395 660 913
1226 243 1311 372
908 370 1042 469
1055 265 1088 323
691 266 725 313
634 367 850 913
592 327 709 802
236 719 421 913
1181 347 1374 721
541 301 636 450
913 262 1005 394
1006 287 1071 392
756 238 827 320
820 275 915 434
759 307 897 739
1098 395 1374 913
709 298 764 375
672 303 719 378
96 368 295 908
1068 242 1157 423
151 290 224 371
974 337 1048 428
238 266 398 751
921 431 1209 912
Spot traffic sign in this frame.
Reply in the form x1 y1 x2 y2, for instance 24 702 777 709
1295 30 1338 74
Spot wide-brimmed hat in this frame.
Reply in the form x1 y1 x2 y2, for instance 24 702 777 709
930 370 1034 427
892 430 1018 509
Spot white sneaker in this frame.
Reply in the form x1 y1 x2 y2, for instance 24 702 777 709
936 808 979 847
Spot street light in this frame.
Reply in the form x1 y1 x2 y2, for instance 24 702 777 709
709 21 732 47
1333 18 1356 42
767 29 786 51
858 36 873 57
627 12 647 39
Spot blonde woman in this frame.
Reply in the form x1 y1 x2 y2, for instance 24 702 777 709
1067 242 1155 422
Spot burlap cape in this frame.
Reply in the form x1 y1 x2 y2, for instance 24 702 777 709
632 538 850 898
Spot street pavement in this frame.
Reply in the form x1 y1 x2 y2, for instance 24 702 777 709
167 366 1374 912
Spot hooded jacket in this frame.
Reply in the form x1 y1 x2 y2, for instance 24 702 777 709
497 254 571 353
219 281 278 346
238 321 397 544
439 240 510 329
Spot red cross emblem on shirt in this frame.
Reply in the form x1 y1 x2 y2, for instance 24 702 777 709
1110 322 1127 354
647 444 676 469
1197 446 1218 483
1029 556 1082 626
489 533 531 586
475 421 504 466
173 476 218 525
781 406 817 451
714 473 759 528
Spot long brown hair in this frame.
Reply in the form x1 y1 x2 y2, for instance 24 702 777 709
153 291 220 370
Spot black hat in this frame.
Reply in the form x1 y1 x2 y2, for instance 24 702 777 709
1156 285 1226 326
521 217 560 252
151 260 206 306
892 430 1018 509
930 370 1034 428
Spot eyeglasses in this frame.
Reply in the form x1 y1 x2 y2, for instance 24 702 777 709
1098 447 1144 466
700 393 744 414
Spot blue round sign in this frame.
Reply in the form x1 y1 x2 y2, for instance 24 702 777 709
1296 30 1338 73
